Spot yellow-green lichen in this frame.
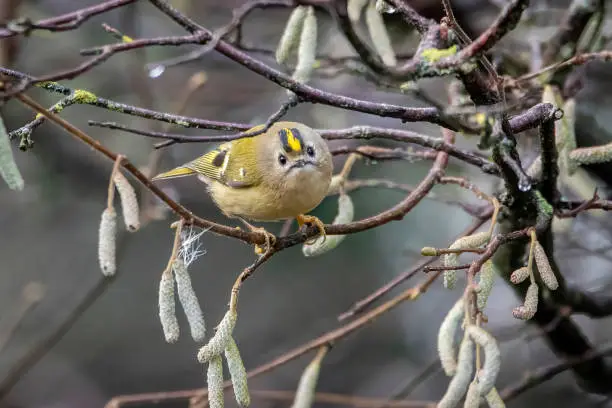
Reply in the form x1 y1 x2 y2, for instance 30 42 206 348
73 89 98 104
106 102 121 111
534 190 553 217
421 45 458 63
175 120 190 127
35 81 60 88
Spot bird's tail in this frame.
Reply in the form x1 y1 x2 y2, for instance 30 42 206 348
152 166 195 180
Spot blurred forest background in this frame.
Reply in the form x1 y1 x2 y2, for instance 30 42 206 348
1 0 612 407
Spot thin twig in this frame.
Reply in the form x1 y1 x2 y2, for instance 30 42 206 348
0 0 137 38
338 212 491 321
500 343 612 401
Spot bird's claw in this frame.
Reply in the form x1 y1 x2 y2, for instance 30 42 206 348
238 219 275 255
252 227 276 255
297 214 326 245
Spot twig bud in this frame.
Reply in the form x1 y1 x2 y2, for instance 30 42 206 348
485 387 506 408
533 241 558 290
291 348 327 408
207 355 225 408
292 6 317 84
463 380 481 408
98 207 117 276
112 171 140 232
438 299 464 376
276 6 308 64
465 326 500 396
421 247 438 256
477 261 496 311
365 0 397 66
225 337 250 407
510 266 530 285
438 336 475 408
173 259 206 342
198 309 237 363
512 283 538 320
0 115 24 191
159 270 179 343
303 193 354 257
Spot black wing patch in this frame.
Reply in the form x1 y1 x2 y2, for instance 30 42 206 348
211 149 227 167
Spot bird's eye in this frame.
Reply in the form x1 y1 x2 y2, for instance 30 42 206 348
306 145 315 157
278 154 287 166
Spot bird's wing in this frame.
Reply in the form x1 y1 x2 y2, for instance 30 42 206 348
184 139 263 188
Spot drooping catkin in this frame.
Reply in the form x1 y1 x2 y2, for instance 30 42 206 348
438 336 475 408
365 0 397 66
159 270 180 343
98 207 117 276
290 348 327 408
438 298 464 376
112 171 140 232
303 193 354 257
477 261 496 311
198 310 237 363
463 380 481 408
348 0 369 22
0 115 24 191
443 266 458 290
444 232 490 289
485 387 506 408
326 174 343 196
173 259 206 342
225 337 250 407
510 266 530 285
291 7 317 84
465 326 500 396
276 6 308 64
541 84 559 109
207 355 225 408
561 99 577 175
569 143 612 166
512 283 538 320
533 241 558 290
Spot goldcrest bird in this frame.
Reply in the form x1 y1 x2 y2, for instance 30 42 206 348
152 121 333 253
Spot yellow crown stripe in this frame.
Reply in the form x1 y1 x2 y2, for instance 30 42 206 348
285 128 302 152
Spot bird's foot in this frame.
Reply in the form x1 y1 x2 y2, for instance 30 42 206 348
297 214 326 245
239 219 276 255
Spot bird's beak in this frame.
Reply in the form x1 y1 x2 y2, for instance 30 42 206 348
290 159 316 169
292 159 306 168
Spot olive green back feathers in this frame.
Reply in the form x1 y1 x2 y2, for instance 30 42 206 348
152 136 262 188
152 122 314 188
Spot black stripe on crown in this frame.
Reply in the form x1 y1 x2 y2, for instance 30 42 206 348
279 127 304 153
